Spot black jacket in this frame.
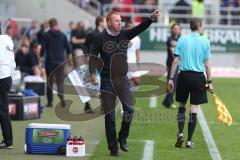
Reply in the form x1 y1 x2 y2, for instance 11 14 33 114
41 29 71 68
85 29 101 55
166 34 180 67
89 18 153 78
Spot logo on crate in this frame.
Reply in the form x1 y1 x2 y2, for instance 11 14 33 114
72 147 79 153
66 136 85 157
38 130 59 137
33 129 64 144
24 103 38 114
9 103 17 115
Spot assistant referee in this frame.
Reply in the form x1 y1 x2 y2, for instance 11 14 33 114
168 17 213 149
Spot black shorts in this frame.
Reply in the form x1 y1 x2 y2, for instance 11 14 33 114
176 71 208 105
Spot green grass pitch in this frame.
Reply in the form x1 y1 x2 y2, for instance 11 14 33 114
0 78 239 160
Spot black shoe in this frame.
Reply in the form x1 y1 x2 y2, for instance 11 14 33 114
186 141 194 149
0 142 13 149
175 133 184 148
162 102 170 108
110 149 119 156
61 100 66 108
117 138 128 152
46 102 53 107
84 103 94 113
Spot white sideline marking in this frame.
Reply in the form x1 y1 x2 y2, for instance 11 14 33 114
142 140 154 160
149 95 157 108
88 140 100 145
198 107 222 160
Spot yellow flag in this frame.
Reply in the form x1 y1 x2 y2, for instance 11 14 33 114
213 94 233 126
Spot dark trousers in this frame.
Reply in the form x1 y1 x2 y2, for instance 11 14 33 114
163 63 179 107
0 76 13 145
46 65 65 104
101 76 134 151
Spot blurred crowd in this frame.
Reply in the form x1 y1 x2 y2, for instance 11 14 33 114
77 0 157 8
220 0 240 25
77 0 240 25
171 0 240 25
4 0 240 82
109 0 158 22
71 0 158 22
5 19 96 81
6 20 47 80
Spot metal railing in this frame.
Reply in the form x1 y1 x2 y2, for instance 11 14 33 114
102 4 240 26
102 4 159 21
68 0 101 16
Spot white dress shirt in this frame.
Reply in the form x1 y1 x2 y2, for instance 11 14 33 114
0 35 16 79
127 36 140 63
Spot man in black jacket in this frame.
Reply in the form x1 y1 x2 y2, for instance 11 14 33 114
83 16 106 113
85 16 106 55
41 18 71 107
89 10 160 156
162 23 181 109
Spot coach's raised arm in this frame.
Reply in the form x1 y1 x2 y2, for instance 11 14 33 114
125 10 161 40
89 10 161 84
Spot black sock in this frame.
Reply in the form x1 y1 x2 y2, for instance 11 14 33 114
177 107 186 134
187 113 197 141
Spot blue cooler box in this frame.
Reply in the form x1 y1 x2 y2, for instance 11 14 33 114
26 123 71 155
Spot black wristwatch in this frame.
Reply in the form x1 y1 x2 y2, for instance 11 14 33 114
169 77 174 80
207 80 212 84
